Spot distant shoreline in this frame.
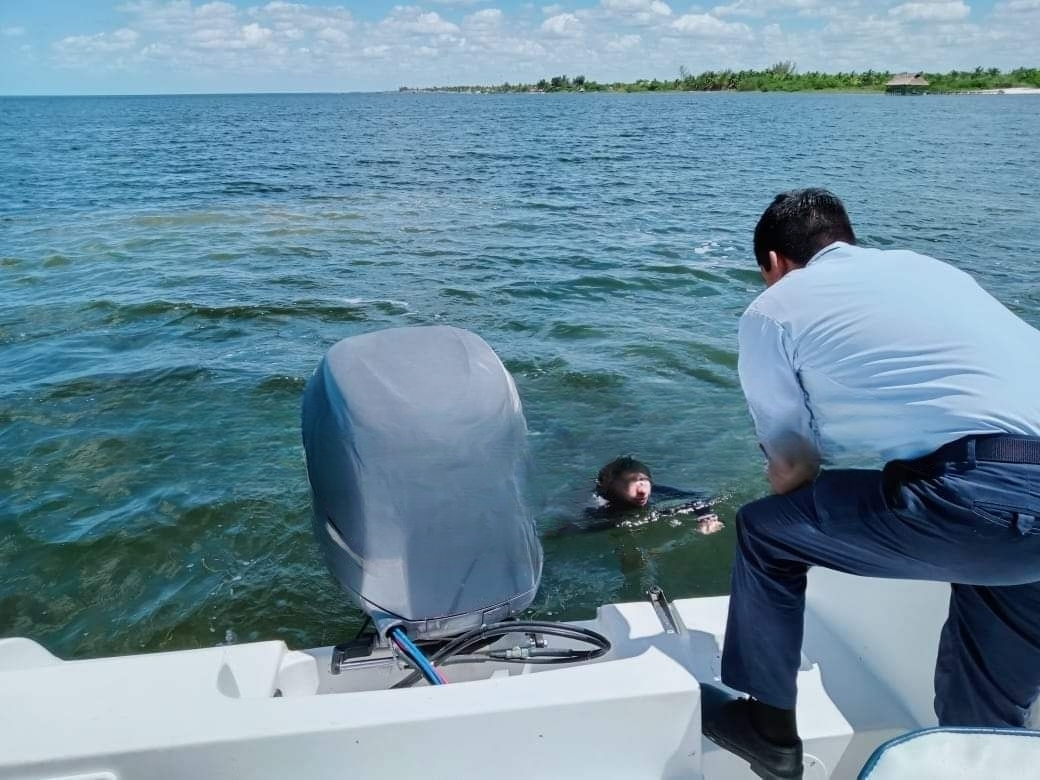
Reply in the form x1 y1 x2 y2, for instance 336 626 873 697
401 67 1040 96
399 87 1040 96
3 87 1039 99
5 89 1039 99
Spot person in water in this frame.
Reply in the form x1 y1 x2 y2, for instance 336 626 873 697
587 456 724 534
544 455 724 602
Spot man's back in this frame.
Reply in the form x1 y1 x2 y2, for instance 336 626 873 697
712 191 1040 769
740 242 1040 464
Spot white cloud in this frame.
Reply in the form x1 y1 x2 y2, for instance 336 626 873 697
671 13 751 37
196 2 237 21
889 1 970 22
23 0 1040 93
600 0 672 25
606 32 642 50
381 7 461 35
258 2 355 32
601 0 672 15
121 1 355 42
241 22 273 45
713 0 826 17
316 26 350 45
542 12 584 36
464 8 504 28
55 27 140 56
992 0 1040 29
116 1 194 34
140 41 174 58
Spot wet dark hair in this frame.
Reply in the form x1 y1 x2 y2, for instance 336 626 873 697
753 188 856 269
595 456 652 497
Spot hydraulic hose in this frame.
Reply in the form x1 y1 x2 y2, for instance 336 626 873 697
391 620 610 689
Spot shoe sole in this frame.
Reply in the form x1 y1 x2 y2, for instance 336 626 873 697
703 723 804 780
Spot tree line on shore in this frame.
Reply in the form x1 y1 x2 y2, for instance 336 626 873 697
401 64 1040 94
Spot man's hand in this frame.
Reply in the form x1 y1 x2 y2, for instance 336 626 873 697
760 437 820 495
766 456 819 495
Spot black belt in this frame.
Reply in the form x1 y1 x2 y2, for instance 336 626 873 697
930 435 1040 466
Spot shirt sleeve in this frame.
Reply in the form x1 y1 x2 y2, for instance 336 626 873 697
737 308 820 464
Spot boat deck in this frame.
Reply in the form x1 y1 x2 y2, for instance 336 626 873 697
0 571 960 779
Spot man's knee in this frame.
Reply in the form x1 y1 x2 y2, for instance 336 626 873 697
733 497 786 568
735 493 796 541
734 489 819 577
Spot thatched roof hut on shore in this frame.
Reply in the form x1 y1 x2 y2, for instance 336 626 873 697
886 73 930 94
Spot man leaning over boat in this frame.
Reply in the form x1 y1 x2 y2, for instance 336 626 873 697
701 188 1040 780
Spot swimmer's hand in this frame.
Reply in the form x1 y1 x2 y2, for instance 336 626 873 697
695 513 724 535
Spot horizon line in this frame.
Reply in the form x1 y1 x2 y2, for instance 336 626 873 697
0 89 393 98
4 64 1037 99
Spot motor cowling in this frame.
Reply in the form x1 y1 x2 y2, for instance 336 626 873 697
301 325 543 639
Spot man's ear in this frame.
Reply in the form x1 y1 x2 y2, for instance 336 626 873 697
762 251 796 286
600 479 619 500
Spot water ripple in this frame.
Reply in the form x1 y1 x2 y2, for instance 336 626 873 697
1 92 1038 659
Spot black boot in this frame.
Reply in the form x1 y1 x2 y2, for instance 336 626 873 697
701 684 803 780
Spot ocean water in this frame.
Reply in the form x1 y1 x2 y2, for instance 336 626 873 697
1 92 1038 659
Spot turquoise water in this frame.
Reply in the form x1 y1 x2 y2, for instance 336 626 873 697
2 92 1039 659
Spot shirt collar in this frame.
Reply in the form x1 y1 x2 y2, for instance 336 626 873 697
806 241 849 266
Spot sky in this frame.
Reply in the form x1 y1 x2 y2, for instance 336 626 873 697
0 0 1037 94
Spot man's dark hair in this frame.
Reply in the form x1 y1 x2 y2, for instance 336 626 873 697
753 188 856 269
596 456 652 497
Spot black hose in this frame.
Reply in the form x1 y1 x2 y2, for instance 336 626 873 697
353 615 373 640
391 620 611 689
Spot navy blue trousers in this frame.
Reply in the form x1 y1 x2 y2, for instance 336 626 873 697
721 438 1040 727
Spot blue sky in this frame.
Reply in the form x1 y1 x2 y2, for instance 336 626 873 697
1 0 1033 95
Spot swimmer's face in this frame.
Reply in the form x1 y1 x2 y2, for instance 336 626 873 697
610 471 652 508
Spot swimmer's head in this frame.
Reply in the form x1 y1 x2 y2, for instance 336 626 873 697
596 456 653 508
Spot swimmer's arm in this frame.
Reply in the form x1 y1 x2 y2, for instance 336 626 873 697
581 516 622 533
656 501 725 534
544 515 619 538
650 484 695 500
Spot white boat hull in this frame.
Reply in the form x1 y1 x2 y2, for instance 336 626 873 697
4 570 1022 779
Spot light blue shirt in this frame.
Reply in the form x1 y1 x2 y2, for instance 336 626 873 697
738 242 1040 467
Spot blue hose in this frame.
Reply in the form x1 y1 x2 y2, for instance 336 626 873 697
389 626 445 685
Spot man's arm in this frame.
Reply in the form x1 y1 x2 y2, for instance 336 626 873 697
738 309 821 495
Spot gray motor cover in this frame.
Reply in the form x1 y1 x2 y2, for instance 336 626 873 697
301 325 543 638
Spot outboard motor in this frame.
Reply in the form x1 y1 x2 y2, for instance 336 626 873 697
301 325 543 640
